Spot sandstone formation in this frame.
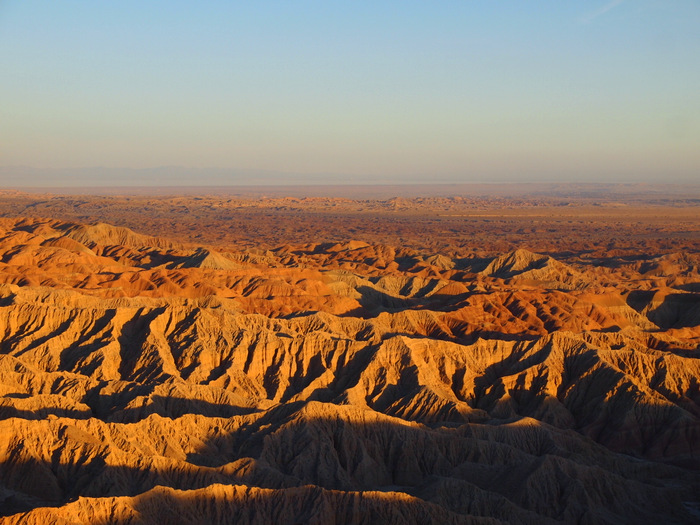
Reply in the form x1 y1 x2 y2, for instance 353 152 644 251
0 214 698 524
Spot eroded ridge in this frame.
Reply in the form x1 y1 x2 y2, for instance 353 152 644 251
0 217 699 524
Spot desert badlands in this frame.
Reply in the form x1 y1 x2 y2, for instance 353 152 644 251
0 187 699 524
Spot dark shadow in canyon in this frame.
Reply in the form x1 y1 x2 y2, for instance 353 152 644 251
2 405 700 524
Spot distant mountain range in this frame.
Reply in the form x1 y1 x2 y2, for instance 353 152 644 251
0 165 365 188
2 166 699 199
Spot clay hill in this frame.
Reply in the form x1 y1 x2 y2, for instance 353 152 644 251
0 214 699 524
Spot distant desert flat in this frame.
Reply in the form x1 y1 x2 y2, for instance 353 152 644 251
0 189 699 524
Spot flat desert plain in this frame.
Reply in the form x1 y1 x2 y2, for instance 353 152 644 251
0 184 699 524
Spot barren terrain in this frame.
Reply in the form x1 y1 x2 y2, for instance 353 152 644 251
0 186 699 524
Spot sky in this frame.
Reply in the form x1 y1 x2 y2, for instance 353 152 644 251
0 1 699 186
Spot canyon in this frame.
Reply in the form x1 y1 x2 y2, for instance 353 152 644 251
0 187 699 523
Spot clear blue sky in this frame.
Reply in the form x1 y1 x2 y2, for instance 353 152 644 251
1 1 698 184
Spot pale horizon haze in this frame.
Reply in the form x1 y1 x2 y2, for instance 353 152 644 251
1 1 699 186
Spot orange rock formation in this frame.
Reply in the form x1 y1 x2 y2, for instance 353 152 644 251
0 209 698 524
